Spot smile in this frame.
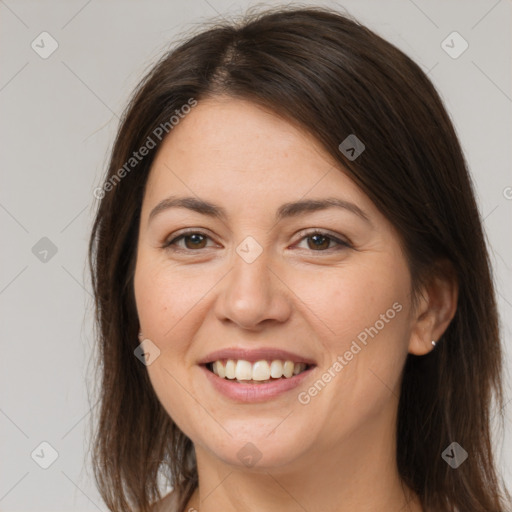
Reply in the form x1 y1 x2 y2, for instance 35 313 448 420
207 359 310 383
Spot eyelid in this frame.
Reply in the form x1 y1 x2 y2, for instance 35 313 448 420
162 228 216 249
162 228 353 252
293 228 353 250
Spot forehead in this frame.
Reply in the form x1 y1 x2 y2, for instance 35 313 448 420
142 98 377 220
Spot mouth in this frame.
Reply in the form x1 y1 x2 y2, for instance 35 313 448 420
198 347 316 402
203 359 313 384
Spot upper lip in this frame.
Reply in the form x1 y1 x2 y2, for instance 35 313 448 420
198 347 316 366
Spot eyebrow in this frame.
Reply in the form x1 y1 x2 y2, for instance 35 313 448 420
147 195 372 226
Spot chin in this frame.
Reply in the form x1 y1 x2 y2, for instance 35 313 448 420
195 422 314 471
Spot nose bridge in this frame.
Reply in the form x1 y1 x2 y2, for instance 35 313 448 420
215 235 290 329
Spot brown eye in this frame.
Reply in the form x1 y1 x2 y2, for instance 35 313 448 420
182 233 208 249
163 231 213 251
296 231 351 252
307 234 332 250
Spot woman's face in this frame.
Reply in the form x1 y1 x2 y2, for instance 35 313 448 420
134 97 422 471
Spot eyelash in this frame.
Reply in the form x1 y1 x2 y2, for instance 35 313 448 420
162 229 352 253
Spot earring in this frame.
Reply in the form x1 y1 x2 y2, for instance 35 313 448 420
431 340 437 347
138 330 144 341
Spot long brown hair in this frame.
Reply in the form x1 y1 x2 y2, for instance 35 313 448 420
88 6 511 511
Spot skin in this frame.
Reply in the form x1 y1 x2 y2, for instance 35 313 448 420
134 97 458 512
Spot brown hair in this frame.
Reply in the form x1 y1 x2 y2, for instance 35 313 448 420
88 6 511 512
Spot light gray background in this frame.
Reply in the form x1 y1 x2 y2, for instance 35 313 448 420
1 0 511 510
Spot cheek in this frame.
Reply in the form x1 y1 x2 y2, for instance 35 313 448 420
291 258 412 429
290 258 411 351
134 256 210 348
133 258 207 434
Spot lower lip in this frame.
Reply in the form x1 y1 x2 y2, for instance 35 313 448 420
200 365 314 403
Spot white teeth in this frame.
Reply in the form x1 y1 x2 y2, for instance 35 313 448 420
213 360 226 378
235 360 253 380
225 359 236 379
270 360 283 378
210 358 309 381
283 361 294 378
252 360 270 381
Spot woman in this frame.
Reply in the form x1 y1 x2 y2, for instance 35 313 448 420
88 6 511 512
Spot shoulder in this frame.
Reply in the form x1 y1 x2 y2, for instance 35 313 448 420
151 489 179 512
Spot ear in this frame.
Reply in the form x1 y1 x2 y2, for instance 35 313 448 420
408 261 459 355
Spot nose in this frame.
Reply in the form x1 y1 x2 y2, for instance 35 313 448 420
214 247 292 331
